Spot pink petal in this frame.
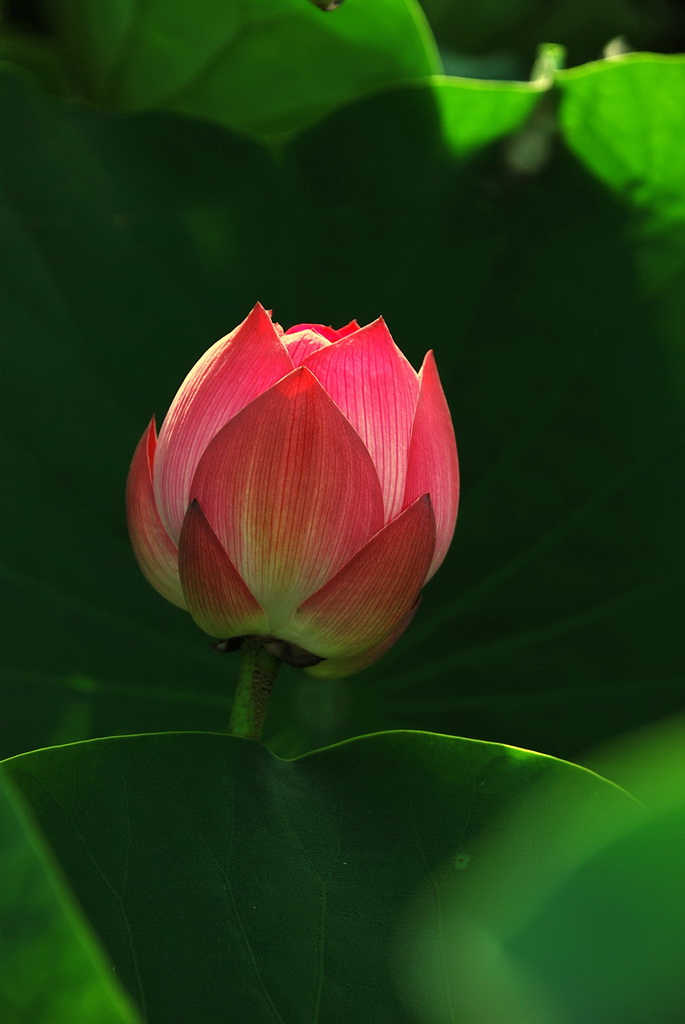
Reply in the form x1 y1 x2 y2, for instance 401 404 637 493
153 303 293 543
282 329 332 366
284 494 435 659
189 367 385 632
304 318 420 521
178 501 268 637
403 351 459 580
126 420 185 608
304 600 421 679
285 321 360 342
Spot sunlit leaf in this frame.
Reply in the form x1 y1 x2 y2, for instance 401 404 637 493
433 74 543 154
557 54 685 224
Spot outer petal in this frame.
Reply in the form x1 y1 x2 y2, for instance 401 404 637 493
153 303 294 543
190 367 385 632
304 318 419 522
283 494 435 659
126 420 185 608
303 601 421 679
403 351 459 580
284 321 360 342
178 501 268 637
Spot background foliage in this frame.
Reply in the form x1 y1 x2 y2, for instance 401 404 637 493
1 0 684 1021
1 0 683 764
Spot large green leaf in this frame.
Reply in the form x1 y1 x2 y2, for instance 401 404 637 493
43 0 440 139
1 730 638 1023
0 775 141 1023
557 54 685 224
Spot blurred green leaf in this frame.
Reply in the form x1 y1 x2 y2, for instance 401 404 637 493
432 74 543 154
588 713 685 802
0 775 141 1023
511 797 685 1024
0 31 68 96
43 0 441 139
557 54 685 224
1 729 637 1023
403 719 685 1024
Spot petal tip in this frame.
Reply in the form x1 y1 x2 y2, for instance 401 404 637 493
241 301 279 334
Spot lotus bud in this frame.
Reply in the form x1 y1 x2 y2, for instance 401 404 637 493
127 304 458 677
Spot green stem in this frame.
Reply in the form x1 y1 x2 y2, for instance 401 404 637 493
228 638 281 741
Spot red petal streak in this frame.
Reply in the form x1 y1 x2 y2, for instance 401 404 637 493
178 501 268 637
403 351 459 580
304 318 419 522
154 303 293 543
304 601 421 678
126 420 185 608
190 367 385 631
286 494 435 659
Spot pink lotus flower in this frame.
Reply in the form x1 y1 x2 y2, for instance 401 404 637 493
127 304 458 677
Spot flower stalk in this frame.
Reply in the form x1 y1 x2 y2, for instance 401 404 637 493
228 638 282 741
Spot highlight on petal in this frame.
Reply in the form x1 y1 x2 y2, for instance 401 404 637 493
283 494 435 660
304 317 420 521
178 501 268 638
304 600 421 679
153 303 293 543
284 321 360 342
189 367 385 632
282 328 332 366
126 420 185 609
403 351 459 580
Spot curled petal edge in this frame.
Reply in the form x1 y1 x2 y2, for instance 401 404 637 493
403 350 459 580
126 420 185 609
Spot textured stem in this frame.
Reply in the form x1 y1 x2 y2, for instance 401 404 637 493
228 639 281 741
